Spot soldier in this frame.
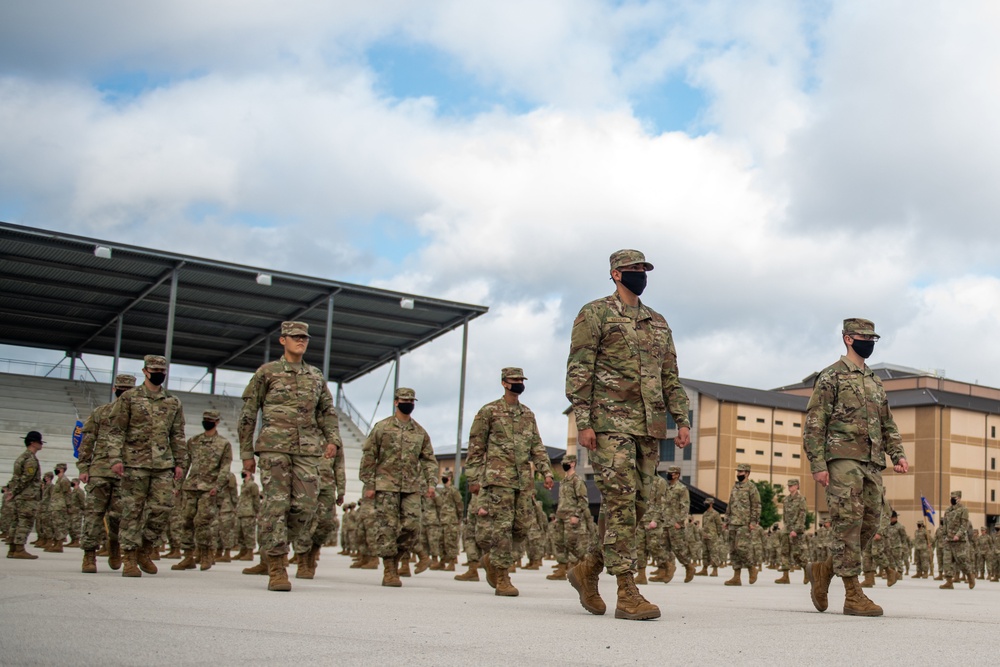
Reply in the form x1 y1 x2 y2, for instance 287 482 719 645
912 521 932 578
4 432 45 559
300 441 346 578
525 489 548 570
235 472 260 560
939 490 975 589
455 491 483 582
420 492 443 571
805 318 909 617
467 368 554 597
698 497 724 576
239 321 342 592
171 411 232 572
0 485 12 539
776 479 809 584
885 510 907 585
641 476 669 584
66 479 84 548
436 471 463 571
725 463 761 585
663 466 695 583
44 463 72 552
214 472 239 562
359 387 437 586
548 454 588 581
565 249 691 621
107 355 187 577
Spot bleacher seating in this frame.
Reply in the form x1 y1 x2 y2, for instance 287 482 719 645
0 373 366 502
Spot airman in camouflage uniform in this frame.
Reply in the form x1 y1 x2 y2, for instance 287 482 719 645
549 454 588 581
467 368 554 597
170 411 232 572
525 490 548 569
435 471 463 571
565 249 691 621
0 486 13 539
4 431 44 559
725 463 761 586
300 441 346 578
939 490 975 589
44 463 72 552
912 521 932 578
213 472 239 562
359 387 438 587
239 322 342 591
455 491 483 581
235 472 260 560
420 493 443 570
67 479 85 547
638 475 667 584
107 355 187 578
698 497 724 576
776 479 809 584
885 510 907 584
662 466 695 583
804 318 908 617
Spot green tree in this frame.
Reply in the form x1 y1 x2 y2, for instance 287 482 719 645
754 480 781 529
535 479 557 517
805 511 815 530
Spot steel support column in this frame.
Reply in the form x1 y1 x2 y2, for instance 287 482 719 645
323 294 335 381
210 368 217 394
110 315 123 400
68 353 76 381
163 266 180 386
394 351 401 394
454 320 469 479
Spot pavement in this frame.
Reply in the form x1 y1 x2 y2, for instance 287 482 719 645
1 549 996 667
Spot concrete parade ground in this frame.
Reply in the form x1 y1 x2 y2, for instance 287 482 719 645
1 549 997 667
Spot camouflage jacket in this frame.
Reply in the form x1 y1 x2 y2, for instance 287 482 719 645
566 292 690 438
49 475 71 510
886 522 908 550
663 479 690 527
238 356 342 460
913 525 932 551
219 473 238 512
534 500 547 531
702 506 723 539
435 485 464 525
182 432 233 492
359 416 437 494
421 493 440 523
70 487 86 512
107 384 187 471
643 476 668 525
803 357 904 473
319 445 347 498
556 472 589 521
466 398 552 491
77 400 119 478
727 479 761 526
8 450 41 500
782 492 807 533
236 480 260 518
943 503 970 541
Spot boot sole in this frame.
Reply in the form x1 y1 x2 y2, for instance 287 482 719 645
495 590 519 597
267 585 292 591
614 608 661 620
843 608 883 617
567 568 606 616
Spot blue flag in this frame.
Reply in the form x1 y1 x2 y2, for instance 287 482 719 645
72 420 84 459
921 495 936 525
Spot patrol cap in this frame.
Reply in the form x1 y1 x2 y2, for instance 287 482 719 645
114 373 137 387
24 430 44 445
787 478 800 487
280 321 310 337
890 510 898 518
610 249 654 272
501 367 527 381
842 318 880 340
563 454 577 464
916 521 924 526
704 497 715 505
394 387 417 401
144 354 167 369
203 410 221 421
667 465 681 474
736 463 751 472
55 462 67 471
951 490 962 499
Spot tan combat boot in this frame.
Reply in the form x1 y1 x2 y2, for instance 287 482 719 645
218 549 232 563
171 550 197 570
725 569 742 586
242 554 269 575
546 562 568 581
82 549 97 573
398 558 412 577
107 540 122 570
635 567 648 585
748 566 758 584
45 540 64 553
860 571 875 588
267 556 292 592
9 545 38 560
67 539 81 548
199 546 213 571
803 566 811 584
843 576 883 616
614 572 660 620
495 568 519 597
809 558 834 612
382 557 402 587
136 543 158 574
163 546 182 559
443 559 456 572
524 559 541 570
482 554 497 589
96 543 109 557
568 552 607 616
296 546 317 580
696 563 709 576
967 572 975 589
710 566 718 577
775 571 791 584
684 563 696 583
886 568 899 587
454 561 480 581
939 576 954 589
663 560 677 584
122 549 141 577
414 553 431 574
361 555 379 570
428 556 442 570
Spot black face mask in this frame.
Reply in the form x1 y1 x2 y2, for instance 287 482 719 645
508 382 525 395
951 497 958 505
618 270 647 296
114 388 127 398
441 477 449 484
850 339 875 359
737 474 747 482
147 371 166 386
202 421 216 432
562 463 572 472
398 403 415 415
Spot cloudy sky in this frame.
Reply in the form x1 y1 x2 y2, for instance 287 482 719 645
2 1 999 451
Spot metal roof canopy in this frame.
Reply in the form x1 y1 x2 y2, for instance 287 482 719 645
0 221 489 387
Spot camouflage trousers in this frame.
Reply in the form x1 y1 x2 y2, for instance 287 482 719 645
309 472 339 548
49 503 69 543
237 516 256 551
0 500 14 536
420 501 442 558
825 458 883 577
554 517 589 565
463 507 481 561
373 491 422 558
216 512 237 550
728 525 754 568
7 496 38 545
475 486 535 569
119 468 175 551
178 489 218 549
258 453 320 557
779 532 808 571
67 509 82 542
168 496 187 547
704 536 725 566
914 547 931 574
440 520 460 561
81 476 122 550
943 540 972 578
526 520 544 561
665 524 691 565
589 433 660 576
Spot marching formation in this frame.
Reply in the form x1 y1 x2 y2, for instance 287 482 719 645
4 249 999 621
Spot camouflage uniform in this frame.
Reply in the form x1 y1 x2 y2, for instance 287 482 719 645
779 482 809 574
6 444 42 546
239 346 342 559
419 494 442 562
701 500 725 569
941 490 974 585
526 496 548 565
638 476 667 569
565 273 690 576
67 481 85 545
214 472 239 555
726 464 761 571
309 443 346 552
358 389 437 560
803 334 904 578
178 418 233 552
49 470 72 545
435 480 464 565
554 458 590 567
236 477 260 553
661 470 692 571
107 360 187 554
462 492 483 563
913 523 932 577
886 515 908 573
466 372 553 570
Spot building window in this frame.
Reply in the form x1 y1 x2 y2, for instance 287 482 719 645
660 439 676 461
737 416 746 421
736 448 745 454
681 475 691 485
755 450 764 456
992 490 996 502
793 422 801 428
683 444 692 461
756 418 765 424
774 452 783 457
993 426 997 438
992 458 996 471
792 453 801 459
775 420 784 426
